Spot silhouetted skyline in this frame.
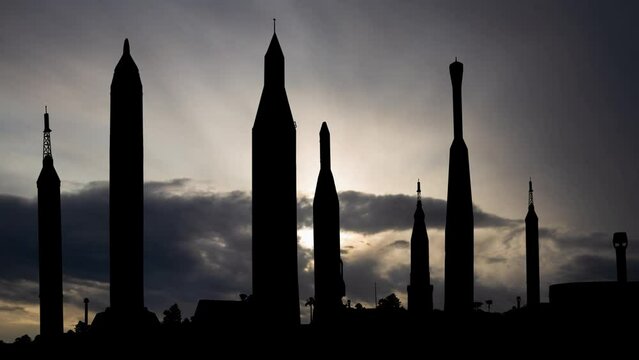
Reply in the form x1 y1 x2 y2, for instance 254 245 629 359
1 1 639 342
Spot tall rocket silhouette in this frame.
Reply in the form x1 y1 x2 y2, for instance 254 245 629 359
37 108 63 339
408 180 432 316
252 28 300 325
313 122 345 324
525 179 540 306
110 39 144 317
444 58 474 313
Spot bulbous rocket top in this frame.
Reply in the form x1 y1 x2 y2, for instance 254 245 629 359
449 57 463 80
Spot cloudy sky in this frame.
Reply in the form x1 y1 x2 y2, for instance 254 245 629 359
1 0 639 341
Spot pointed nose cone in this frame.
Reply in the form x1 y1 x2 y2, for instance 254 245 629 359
320 121 329 134
114 38 139 74
112 38 141 89
264 34 284 88
320 122 331 170
266 34 283 58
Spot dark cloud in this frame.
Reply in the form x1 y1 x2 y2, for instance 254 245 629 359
0 305 27 314
540 228 610 252
486 257 507 264
2 179 637 326
340 245 355 255
341 256 402 307
0 195 38 280
0 180 255 320
536 227 639 283
299 191 517 234
387 240 409 249
557 254 615 282
0 279 38 304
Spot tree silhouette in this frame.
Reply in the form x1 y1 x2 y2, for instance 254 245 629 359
473 301 483 311
486 299 493 313
378 293 402 310
305 297 315 323
239 293 254 303
74 320 89 334
14 334 31 344
162 303 182 325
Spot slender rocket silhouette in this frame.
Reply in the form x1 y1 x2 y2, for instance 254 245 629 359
37 107 63 339
526 179 540 307
444 58 475 314
313 122 346 324
408 179 433 316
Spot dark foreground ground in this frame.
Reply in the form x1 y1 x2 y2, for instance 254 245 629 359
1 309 635 356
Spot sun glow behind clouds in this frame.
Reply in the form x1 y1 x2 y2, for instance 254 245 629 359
298 228 367 252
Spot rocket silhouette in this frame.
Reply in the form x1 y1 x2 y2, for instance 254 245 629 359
444 59 475 314
408 180 432 316
313 122 346 324
109 39 145 319
37 108 63 339
526 179 540 306
252 31 300 325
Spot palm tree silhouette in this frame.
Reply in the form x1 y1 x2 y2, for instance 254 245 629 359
486 299 493 313
305 297 315 323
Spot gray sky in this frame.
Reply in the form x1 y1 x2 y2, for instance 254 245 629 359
1 0 638 341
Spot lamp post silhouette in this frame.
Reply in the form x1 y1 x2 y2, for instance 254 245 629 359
613 232 628 282
84 298 89 325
